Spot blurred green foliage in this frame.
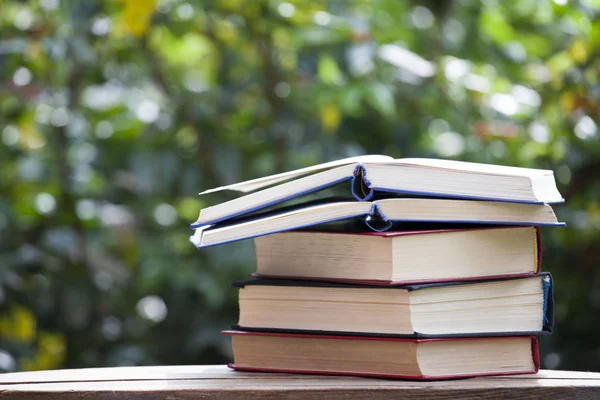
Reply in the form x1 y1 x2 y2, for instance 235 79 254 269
1 0 600 372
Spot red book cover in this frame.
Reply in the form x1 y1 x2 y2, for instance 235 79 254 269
223 330 540 381
255 226 542 286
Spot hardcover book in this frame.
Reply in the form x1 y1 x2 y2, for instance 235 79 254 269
224 330 540 380
190 198 562 248
194 156 563 227
253 226 542 284
233 274 554 337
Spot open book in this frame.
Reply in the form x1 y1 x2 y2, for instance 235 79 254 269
193 156 563 228
190 198 563 248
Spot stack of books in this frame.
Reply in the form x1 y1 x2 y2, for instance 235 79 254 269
191 156 563 380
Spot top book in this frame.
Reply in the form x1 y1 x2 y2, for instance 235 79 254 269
193 155 563 228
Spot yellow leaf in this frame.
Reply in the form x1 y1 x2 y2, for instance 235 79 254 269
219 0 245 12
320 104 341 133
0 305 37 343
560 93 575 111
13 306 37 343
214 20 237 44
25 41 44 60
18 120 46 151
19 332 66 371
124 0 156 37
569 40 589 64
37 332 66 370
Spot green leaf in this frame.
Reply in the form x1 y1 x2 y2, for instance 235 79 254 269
532 0 554 24
591 20 600 45
176 197 205 221
479 7 514 43
367 83 395 119
546 51 573 77
520 34 552 58
317 55 344 85
340 85 363 115
582 0 600 10
149 28 219 84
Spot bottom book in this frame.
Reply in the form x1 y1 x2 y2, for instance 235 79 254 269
223 330 539 380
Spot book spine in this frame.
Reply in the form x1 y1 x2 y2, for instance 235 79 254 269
363 203 393 232
542 274 554 331
535 227 542 273
532 336 540 372
350 164 374 201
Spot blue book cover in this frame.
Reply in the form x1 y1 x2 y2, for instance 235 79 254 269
193 157 564 228
190 197 564 248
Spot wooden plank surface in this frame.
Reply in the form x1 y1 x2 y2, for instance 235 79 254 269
0 365 599 399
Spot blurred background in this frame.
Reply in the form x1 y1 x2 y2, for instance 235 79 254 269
1 0 599 373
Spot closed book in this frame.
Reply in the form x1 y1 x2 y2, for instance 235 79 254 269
224 330 540 380
233 274 554 337
195 155 563 227
254 226 542 285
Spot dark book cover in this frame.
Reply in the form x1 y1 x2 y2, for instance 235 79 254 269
233 273 554 338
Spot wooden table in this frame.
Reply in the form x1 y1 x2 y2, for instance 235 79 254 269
1 365 600 399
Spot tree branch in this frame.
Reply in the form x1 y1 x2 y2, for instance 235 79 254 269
562 160 600 199
140 34 219 189
253 11 287 172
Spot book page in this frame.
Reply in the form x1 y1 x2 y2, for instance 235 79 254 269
387 158 553 177
199 155 393 195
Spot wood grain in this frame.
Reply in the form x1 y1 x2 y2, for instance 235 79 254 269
1 365 599 399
